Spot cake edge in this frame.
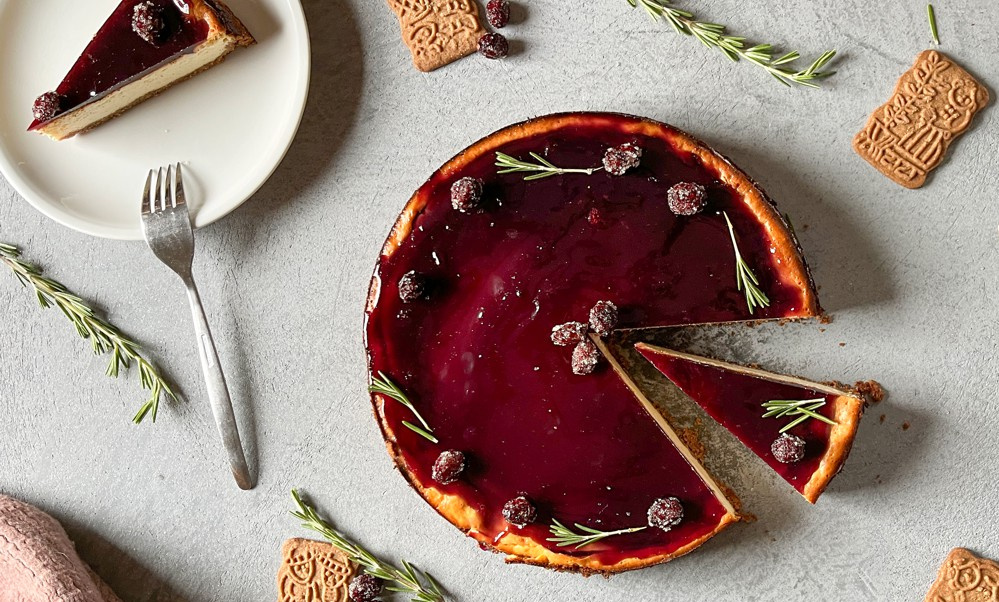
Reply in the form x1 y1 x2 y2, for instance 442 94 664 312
363 112 824 573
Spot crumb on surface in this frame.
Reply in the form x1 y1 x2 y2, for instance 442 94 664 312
854 380 885 404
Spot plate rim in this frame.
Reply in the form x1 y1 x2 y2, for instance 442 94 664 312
0 0 312 240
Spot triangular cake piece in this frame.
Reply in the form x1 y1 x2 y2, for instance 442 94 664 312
635 343 866 503
29 0 254 140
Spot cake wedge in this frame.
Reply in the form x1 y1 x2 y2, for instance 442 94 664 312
29 0 254 140
635 343 868 504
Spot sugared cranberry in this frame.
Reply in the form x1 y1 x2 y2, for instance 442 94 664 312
348 574 382 602
771 433 806 464
602 143 643 176
450 177 484 213
432 450 466 484
32 92 62 122
486 0 511 28
647 497 684 531
398 270 427 303
132 1 169 45
478 33 509 59
502 496 537 528
667 182 707 216
571 339 601 375
587 208 604 226
551 321 587 347
588 300 618 336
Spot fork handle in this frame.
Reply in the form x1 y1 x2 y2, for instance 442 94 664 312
184 279 254 490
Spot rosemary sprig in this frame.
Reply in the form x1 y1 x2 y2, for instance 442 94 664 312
762 398 838 433
626 0 837 88
495 152 603 181
547 519 647 549
369 372 439 444
722 212 770 314
0 242 176 423
927 4 940 45
291 489 446 602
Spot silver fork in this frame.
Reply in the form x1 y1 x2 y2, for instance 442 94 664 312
141 164 253 490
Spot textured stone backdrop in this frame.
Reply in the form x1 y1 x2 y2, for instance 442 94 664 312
0 0 996 600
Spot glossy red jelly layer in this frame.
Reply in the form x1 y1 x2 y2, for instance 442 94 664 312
636 346 837 494
29 0 208 130
365 114 812 564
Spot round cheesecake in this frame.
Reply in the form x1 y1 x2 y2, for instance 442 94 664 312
364 112 821 573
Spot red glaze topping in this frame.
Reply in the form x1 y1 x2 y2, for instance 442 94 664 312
636 347 838 494
28 0 209 130
366 114 813 564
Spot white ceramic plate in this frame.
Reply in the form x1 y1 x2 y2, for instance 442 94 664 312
0 0 310 239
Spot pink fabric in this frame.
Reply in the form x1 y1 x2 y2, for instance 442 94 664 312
0 495 120 602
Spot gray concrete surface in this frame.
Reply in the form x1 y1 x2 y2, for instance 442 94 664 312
1 0 997 599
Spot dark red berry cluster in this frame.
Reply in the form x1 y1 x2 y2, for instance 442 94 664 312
502 495 538 528
348 574 382 602
602 143 643 176
132 1 169 45
771 433 806 464
550 300 619 375
478 0 515 60
667 182 707 216
432 449 466 485
647 496 684 531
32 92 62 122
450 176 484 213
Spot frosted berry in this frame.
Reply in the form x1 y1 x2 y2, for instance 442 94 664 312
132 2 169 45
398 271 427 303
571 339 600 375
486 0 510 28
450 177 484 213
588 300 618 336
587 207 604 226
602 143 642 176
348 574 381 602
478 33 509 59
771 433 806 464
32 92 62 121
551 321 588 347
432 450 466 484
502 496 537 528
667 182 707 216
647 497 684 531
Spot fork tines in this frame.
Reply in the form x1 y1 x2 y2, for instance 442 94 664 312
142 163 187 214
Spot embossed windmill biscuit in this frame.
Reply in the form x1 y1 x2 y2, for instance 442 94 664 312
385 0 486 72
925 548 999 601
853 50 989 189
277 538 356 602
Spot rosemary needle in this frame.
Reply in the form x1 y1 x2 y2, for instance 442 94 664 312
0 242 176 423
625 0 837 88
369 372 439 443
547 519 648 549
927 4 940 45
291 490 446 602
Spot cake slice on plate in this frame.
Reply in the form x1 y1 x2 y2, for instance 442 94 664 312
635 343 869 504
29 0 254 140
